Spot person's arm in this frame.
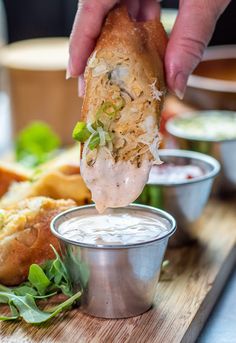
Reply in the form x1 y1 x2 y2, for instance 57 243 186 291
67 0 231 98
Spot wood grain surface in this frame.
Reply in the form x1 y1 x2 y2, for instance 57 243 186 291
1 197 236 343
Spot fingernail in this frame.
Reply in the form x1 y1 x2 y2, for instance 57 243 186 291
174 72 188 100
174 88 184 100
78 75 85 97
66 66 71 80
66 58 72 80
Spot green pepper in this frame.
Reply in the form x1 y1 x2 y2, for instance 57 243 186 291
72 122 91 142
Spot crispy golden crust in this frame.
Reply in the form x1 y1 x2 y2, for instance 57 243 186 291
0 162 30 197
0 197 76 285
0 163 91 208
32 164 91 205
82 6 167 120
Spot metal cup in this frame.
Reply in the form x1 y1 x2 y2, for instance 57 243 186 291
166 111 236 195
137 150 220 247
51 204 176 319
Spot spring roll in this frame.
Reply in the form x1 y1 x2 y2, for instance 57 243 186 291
73 6 167 212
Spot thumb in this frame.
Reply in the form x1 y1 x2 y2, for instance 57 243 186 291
68 0 117 78
165 0 231 99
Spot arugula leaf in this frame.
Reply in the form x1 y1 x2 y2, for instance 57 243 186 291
0 245 82 324
47 245 72 297
0 291 81 324
28 264 51 295
0 293 9 304
13 285 38 297
0 284 12 293
0 303 19 321
15 121 60 167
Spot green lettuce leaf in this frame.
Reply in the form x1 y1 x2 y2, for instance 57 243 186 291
15 121 60 167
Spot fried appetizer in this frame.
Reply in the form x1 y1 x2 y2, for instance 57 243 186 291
0 162 30 197
73 6 167 212
0 163 91 208
0 197 75 285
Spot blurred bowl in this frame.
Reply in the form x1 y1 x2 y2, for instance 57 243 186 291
185 45 236 110
161 9 178 35
0 37 82 145
137 149 220 247
166 111 236 195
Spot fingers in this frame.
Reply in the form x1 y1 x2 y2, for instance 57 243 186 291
137 0 160 21
165 0 231 99
78 75 85 97
76 0 141 97
68 0 117 78
122 0 140 19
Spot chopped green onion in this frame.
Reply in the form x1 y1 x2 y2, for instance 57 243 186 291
95 97 125 122
105 132 112 142
0 211 4 230
72 122 91 142
102 101 117 116
114 97 125 110
91 121 104 130
88 133 100 150
95 107 103 121
96 101 117 120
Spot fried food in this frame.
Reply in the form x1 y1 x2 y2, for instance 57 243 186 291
78 6 167 212
0 197 76 285
0 147 91 208
0 161 30 197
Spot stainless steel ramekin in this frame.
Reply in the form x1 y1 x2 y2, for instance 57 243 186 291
137 149 220 247
51 204 176 319
166 111 236 195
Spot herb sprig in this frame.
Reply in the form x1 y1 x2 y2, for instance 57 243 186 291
0 246 82 324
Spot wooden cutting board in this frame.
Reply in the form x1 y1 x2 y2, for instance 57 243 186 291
1 196 236 343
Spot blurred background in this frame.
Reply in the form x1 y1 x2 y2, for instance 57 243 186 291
0 3 236 339
3 0 236 44
0 0 235 151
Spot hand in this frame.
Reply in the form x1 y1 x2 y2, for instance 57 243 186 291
67 0 231 99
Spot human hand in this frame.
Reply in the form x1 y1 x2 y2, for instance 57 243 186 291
67 0 231 99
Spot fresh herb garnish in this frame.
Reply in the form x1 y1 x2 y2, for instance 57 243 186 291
88 133 100 150
72 122 91 143
72 122 110 151
15 122 61 168
100 101 117 117
72 97 125 150
0 245 82 324
114 97 125 111
0 291 82 324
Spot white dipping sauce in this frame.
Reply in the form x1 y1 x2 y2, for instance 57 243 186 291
58 212 170 245
81 147 152 213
